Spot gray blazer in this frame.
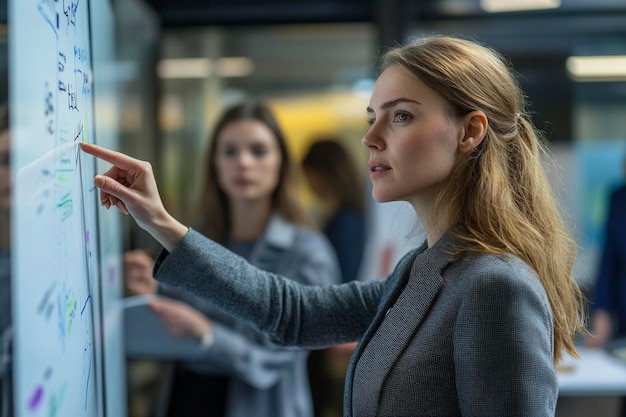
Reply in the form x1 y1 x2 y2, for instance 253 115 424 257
156 215 341 417
155 228 557 417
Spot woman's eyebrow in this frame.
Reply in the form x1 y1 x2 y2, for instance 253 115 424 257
366 98 421 113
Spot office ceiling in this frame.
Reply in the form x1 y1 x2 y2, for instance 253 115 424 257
143 0 373 26
142 0 626 28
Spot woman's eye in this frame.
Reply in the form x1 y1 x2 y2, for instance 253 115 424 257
393 112 410 122
221 147 237 157
367 118 375 126
252 147 268 157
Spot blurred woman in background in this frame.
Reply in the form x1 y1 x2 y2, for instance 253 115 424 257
124 99 340 417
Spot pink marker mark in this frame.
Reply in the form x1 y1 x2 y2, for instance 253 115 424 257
108 265 117 285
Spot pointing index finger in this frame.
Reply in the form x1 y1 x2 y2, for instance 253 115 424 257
79 142 139 171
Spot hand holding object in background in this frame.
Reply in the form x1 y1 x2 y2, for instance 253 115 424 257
124 249 158 296
149 298 212 342
585 309 612 349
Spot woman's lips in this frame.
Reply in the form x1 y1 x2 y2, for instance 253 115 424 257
368 161 390 179
233 178 254 187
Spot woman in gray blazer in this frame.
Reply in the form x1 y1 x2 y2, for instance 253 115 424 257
123 100 340 417
83 35 586 417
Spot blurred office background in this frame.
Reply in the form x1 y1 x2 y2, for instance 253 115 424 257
3 0 626 416
114 1 626 416
104 1 626 416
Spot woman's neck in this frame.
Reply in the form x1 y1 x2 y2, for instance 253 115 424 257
229 199 273 242
411 198 451 248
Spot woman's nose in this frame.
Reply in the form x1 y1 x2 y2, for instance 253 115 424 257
237 151 254 166
361 124 383 150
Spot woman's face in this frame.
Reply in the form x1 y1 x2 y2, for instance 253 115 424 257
215 118 282 204
362 65 463 209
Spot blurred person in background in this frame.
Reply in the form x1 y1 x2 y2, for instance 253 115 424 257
585 149 626 416
586 151 626 349
124 99 340 417
301 138 366 417
0 103 12 417
302 138 366 284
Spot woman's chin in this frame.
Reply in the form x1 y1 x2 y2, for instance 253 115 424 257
371 191 393 204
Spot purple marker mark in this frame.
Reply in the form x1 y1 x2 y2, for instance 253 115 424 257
28 385 44 411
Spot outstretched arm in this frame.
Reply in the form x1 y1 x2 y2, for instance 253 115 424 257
82 142 383 348
80 142 188 252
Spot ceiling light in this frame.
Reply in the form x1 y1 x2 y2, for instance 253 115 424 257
480 0 560 13
157 57 254 79
566 55 626 82
216 57 254 77
157 58 212 79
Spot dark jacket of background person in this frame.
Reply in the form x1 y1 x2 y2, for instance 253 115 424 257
591 184 626 337
157 215 340 417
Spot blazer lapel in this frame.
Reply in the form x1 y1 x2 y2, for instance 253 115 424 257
345 232 456 416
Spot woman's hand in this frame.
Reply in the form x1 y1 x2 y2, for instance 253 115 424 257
124 249 158 295
80 142 188 252
149 298 212 341
584 309 612 348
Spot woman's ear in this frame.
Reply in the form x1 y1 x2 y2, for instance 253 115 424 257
459 111 487 153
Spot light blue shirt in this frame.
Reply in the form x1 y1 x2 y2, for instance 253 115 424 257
156 215 341 417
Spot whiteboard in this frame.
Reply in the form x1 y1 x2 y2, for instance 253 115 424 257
9 0 124 416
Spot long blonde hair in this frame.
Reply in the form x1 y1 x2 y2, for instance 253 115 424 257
382 35 585 364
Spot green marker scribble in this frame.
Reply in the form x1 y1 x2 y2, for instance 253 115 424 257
49 382 68 417
57 174 70 183
57 196 73 220
66 294 76 334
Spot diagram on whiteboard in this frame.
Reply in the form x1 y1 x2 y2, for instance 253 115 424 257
10 0 102 416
